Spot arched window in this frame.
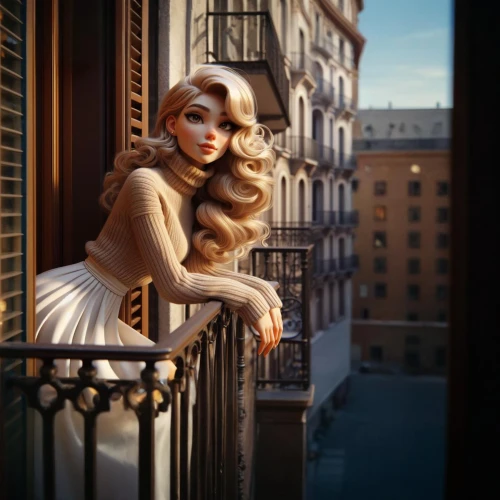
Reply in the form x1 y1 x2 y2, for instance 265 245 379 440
313 180 324 223
280 0 287 54
338 183 345 210
338 127 345 166
281 177 287 223
339 76 345 104
298 97 305 155
299 29 305 55
329 178 334 210
312 109 323 145
299 179 306 224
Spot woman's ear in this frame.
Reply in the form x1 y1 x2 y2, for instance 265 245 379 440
166 116 177 136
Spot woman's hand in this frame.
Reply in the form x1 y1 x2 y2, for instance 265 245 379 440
269 307 283 348
252 308 283 357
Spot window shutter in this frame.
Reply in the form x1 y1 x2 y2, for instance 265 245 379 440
1 1 32 496
117 0 150 337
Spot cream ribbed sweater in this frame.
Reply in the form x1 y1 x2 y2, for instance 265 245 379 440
85 151 282 326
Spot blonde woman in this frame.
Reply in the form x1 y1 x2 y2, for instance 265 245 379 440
35 65 283 499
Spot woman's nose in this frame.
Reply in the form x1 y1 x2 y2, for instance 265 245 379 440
205 127 216 141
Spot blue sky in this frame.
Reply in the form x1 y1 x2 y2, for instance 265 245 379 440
358 0 454 109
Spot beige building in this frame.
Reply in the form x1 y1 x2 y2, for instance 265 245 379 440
352 108 451 374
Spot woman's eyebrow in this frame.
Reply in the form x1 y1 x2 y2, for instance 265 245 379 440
185 103 228 116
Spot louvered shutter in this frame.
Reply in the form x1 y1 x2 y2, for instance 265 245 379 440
0 1 31 496
117 0 150 337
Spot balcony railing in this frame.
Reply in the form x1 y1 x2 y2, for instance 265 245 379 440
290 52 315 75
336 94 357 114
337 254 360 274
0 299 265 499
313 258 337 276
317 145 336 168
335 210 359 227
290 136 319 162
250 246 313 390
311 36 334 58
312 210 336 226
335 152 357 172
267 224 313 247
313 78 335 105
206 11 289 129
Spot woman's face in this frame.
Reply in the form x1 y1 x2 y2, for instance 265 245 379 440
166 92 236 169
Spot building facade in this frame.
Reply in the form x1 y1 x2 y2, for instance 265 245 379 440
352 108 451 374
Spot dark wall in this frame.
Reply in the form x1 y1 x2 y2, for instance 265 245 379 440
447 1 500 498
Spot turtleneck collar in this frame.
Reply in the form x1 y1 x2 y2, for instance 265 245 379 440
162 149 215 196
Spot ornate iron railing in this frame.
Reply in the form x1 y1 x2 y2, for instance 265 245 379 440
313 258 337 276
337 254 359 274
313 78 335 104
290 136 319 162
290 52 315 75
317 145 335 167
335 210 359 227
312 210 336 226
311 36 334 58
336 94 356 114
0 299 265 500
336 151 357 171
267 225 313 247
250 247 313 390
206 11 289 120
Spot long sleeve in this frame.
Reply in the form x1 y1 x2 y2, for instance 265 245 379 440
127 171 271 326
183 247 283 310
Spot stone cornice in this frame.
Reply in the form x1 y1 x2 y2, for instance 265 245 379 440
317 0 366 67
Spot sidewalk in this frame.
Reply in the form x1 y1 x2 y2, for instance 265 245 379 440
307 372 447 500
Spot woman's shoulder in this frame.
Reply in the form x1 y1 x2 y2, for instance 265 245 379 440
127 166 164 184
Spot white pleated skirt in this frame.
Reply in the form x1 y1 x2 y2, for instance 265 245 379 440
35 258 171 500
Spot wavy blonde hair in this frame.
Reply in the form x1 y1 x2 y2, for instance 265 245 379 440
100 65 275 264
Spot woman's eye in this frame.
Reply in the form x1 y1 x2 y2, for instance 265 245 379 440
220 121 235 131
185 113 202 123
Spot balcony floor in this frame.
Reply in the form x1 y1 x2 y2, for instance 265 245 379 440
307 372 446 500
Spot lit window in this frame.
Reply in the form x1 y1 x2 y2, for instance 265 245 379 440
374 206 387 221
373 231 387 248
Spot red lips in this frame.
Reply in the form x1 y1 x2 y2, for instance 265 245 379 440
199 143 217 151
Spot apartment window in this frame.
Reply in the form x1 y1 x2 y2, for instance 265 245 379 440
437 181 449 196
374 181 387 196
406 335 420 346
408 206 421 222
359 284 368 298
436 233 449 249
352 178 359 192
437 207 449 223
370 345 383 362
374 206 387 221
361 308 370 319
436 285 448 300
408 181 421 196
435 347 447 368
436 258 449 275
405 351 420 368
339 0 345 12
408 258 420 275
407 312 419 322
373 231 387 248
408 231 421 249
437 310 447 322
374 283 387 298
373 257 387 274
408 284 420 301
